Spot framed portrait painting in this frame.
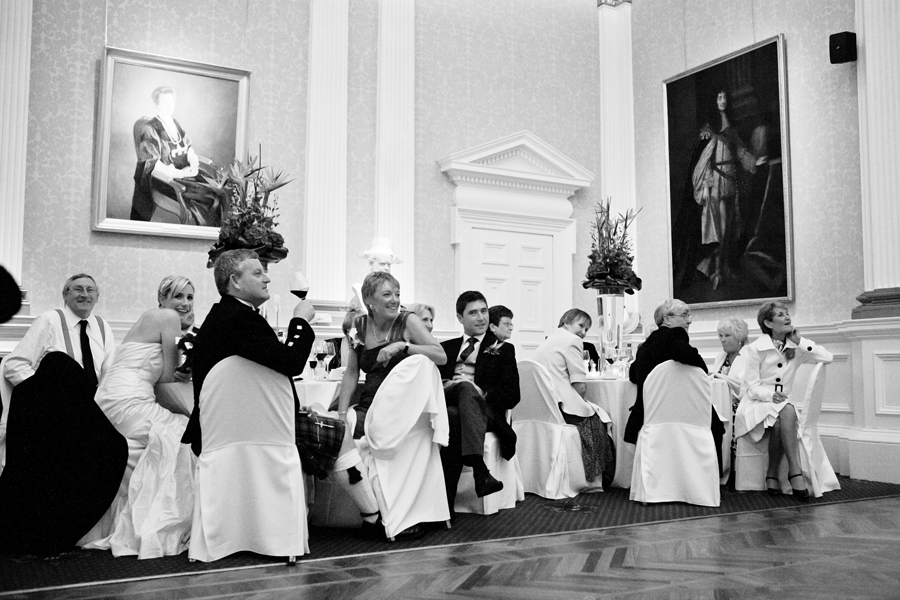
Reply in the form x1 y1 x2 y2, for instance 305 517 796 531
92 47 250 239
664 35 793 308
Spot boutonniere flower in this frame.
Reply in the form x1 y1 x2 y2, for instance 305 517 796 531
484 340 504 356
348 326 362 350
784 348 795 361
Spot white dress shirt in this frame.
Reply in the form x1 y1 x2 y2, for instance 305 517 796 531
2 306 116 387
450 332 486 382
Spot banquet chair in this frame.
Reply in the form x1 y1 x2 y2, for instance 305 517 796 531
0 355 12 475
358 355 451 540
454 412 524 515
189 356 307 562
630 360 720 507
734 363 839 496
512 359 600 499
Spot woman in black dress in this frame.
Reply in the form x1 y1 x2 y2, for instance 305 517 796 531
337 272 445 439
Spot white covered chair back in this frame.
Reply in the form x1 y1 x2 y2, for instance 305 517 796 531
511 360 594 499
0 355 13 474
454 412 524 515
189 356 307 562
799 363 840 492
359 355 451 539
735 363 839 496
630 360 720 506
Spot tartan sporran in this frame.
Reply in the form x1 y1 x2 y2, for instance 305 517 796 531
295 409 345 479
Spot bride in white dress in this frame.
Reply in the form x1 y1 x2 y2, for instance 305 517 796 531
87 275 196 558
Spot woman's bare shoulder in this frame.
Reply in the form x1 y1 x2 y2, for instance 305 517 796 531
141 307 180 324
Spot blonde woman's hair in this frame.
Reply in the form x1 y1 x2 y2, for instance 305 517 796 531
157 275 193 306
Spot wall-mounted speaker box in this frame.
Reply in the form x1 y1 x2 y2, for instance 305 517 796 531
830 31 857 64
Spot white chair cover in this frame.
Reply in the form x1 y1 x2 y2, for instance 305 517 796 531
189 356 307 562
630 361 720 507
454 427 524 515
359 355 450 539
800 364 840 492
735 363 839 496
512 360 599 499
0 355 13 475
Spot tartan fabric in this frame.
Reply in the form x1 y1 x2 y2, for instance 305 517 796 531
295 411 345 479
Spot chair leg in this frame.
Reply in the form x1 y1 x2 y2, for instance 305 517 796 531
189 558 196 563
286 555 297 565
445 520 452 530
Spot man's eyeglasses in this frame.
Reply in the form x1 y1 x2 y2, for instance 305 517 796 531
68 286 97 295
669 310 691 319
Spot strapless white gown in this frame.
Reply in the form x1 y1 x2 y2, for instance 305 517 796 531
87 342 194 558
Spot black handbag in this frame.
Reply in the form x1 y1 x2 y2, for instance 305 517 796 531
294 408 345 479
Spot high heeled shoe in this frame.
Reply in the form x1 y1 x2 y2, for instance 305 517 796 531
788 473 809 501
765 476 781 496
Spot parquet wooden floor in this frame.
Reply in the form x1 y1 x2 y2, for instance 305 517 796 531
7 496 900 600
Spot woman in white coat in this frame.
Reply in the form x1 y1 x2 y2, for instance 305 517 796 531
533 309 614 488
734 302 832 500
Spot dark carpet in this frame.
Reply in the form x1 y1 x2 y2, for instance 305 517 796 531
2 476 899 594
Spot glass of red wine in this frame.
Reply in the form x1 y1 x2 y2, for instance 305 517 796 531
314 341 327 379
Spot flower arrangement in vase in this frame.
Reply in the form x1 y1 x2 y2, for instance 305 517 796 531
582 198 642 294
202 154 293 268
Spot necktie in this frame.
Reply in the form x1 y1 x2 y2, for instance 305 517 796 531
458 337 477 364
79 319 98 387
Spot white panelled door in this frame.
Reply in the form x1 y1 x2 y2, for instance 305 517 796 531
469 228 554 359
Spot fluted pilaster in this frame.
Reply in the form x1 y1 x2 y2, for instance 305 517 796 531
853 0 900 317
0 0 33 284
305 0 349 301
598 2 638 314
375 0 416 297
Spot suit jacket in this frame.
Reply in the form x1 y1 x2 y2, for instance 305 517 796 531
624 325 708 444
439 331 520 458
583 341 600 365
181 294 315 455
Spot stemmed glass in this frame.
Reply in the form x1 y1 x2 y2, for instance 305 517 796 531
314 341 327 379
307 351 318 380
582 350 591 375
324 341 336 377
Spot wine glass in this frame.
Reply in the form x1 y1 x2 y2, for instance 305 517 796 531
582 350 591 374
324 341 336 377
307 351 318 380
314 341 327 379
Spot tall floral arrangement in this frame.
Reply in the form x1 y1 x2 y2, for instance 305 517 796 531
582 198 642 294
203 154 293 268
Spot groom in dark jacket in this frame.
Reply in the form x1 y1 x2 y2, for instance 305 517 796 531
624 298 724 474
181 249 316 456
438 291 520 512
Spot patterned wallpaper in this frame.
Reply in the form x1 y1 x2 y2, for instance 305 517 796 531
414 0 603 330
24 0 308 323
631 0 863 327
23 0 860 332
24 0 603 331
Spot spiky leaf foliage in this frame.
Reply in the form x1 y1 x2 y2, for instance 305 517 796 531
582 198 642 294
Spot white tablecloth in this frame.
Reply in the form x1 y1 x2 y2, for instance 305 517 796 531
293 379 342 412
584 378 731 488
